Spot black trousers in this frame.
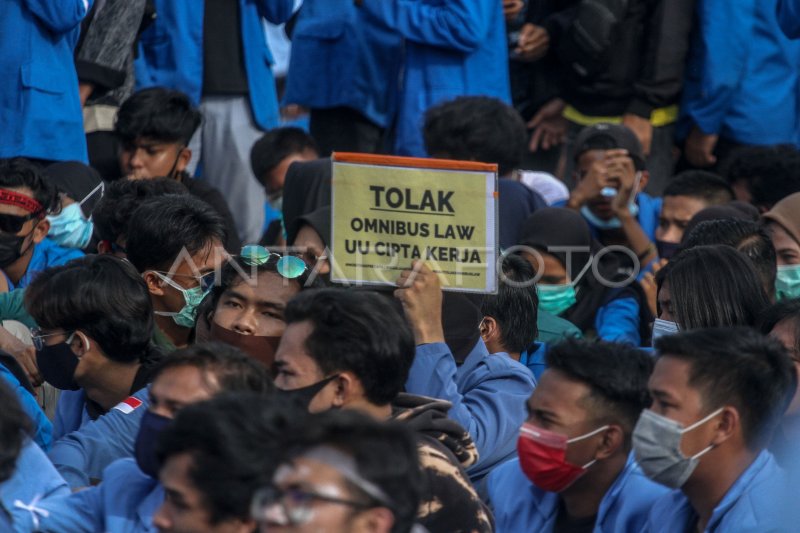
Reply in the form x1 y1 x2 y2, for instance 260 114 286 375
309 106 384 157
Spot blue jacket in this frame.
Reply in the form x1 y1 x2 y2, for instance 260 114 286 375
12 458 161 533
2 440 69 531
0 364 52 451
779 0 800 38
134 0 294 131
5 239 84 291
595 297 641 346
645 451 792 532
680 0 800 146
284 2 403 129
407 341 535 483
359 0 511 156
487 453 669 533
0 0 89 162
50 387 148 488
520 342 548 383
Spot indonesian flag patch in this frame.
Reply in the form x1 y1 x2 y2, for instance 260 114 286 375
113 396 143 414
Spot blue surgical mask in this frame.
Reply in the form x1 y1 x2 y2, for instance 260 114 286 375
47 182 104 249
537 283 577 316
580 203 640 230
776 264 800 301
152 273 211 328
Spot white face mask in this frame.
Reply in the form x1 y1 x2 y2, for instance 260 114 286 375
651 318 679 344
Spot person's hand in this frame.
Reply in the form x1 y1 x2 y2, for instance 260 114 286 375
528 98 567 152
640 259 667 318
0 327 41 386
515 23 550 61
622 114 653 156
604 149 637 215
685 126 719 168
394 261 445 345
568 154 611 209
503 0 525 21
79 83 94 107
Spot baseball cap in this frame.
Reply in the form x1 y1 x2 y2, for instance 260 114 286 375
573 123 646 170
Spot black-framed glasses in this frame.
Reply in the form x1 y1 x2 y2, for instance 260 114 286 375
251 486 375 526
240 244 307 279
31 329 75 351
0 212 41 234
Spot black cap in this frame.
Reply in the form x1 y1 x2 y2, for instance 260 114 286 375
573 123 646 170
44 161 104 216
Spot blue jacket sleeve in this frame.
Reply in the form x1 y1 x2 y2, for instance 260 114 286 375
682 0 758 134
23 0 91 34
359 0 494 52
48 388 148 488
778 0 800 38
595 297 641 346
12 487 103 533
256 0 295 25
0 366 52 452
406 343 535 476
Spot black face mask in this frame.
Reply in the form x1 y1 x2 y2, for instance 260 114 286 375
656 239 682 260
278 375 338 411
135 410 173 478
36 342 80 390
0 232 29 269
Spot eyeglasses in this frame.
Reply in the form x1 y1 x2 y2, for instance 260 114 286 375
153 270 216 292
32 329 75 351
251 486 376 526
0 212 42 234
240 244 307 279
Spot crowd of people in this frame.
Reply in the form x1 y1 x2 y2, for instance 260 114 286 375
0 0 799 532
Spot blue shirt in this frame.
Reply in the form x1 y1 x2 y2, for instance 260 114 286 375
5 239 83 290
645 450 792 532
778 0 800 38
0 363 51 451
407 340 535 483
487 453 669 533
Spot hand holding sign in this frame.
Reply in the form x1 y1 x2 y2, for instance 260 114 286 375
395 261 445 345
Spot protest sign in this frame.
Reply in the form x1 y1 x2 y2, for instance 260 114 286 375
330 153 498 293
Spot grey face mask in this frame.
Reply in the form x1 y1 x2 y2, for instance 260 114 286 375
651 319 679 343
632 408 723 489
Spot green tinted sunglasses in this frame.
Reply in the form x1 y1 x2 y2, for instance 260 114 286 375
240 244 308 279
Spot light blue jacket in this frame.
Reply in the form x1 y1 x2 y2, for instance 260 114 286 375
2 440 69 531
4 233 84 291
49 387 149 487
0 0 90 162
680 0 800 146
12 458 161 533
284 2 403 129
0 364 52 451
778 0 800 38
644 451 792 532
407 341 535 483
358 0 511 156
134 0 294 131
487 454 669 533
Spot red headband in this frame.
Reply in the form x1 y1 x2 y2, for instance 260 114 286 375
0 189 44 215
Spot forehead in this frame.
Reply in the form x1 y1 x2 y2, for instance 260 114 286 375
274 456 347 489
0 186 36 217
650 355 693 392
294 225 324 248
151 365 216 399
172 240 226 273
661 195 708 220
770 222 800 248
225 270 300 304
531 369 592 413
275 321 319 365
576 149 606 169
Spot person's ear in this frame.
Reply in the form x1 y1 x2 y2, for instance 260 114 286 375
638 170 650 192
143 271 166 296
72 331 92 357
480 316 498 343
595 425 625 460
711 406 739 447
97 240 111 255
32 218 49 244
358 507 396 533
332 373 355 408
175 147 192 174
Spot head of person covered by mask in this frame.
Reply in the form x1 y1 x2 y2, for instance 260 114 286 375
43 161 105 251
152 393 295 533
517 339 654 496
252 410 422 533
763 192 800 302
200 246 315 367
655 171 733 260
115 88 200 181
134 342 274 479
273 289 414 416
126 195 228 348
25 256 155 410
288 206 331 280
250 127 319 212
635 328 793 492
0 158 60 285
759 300 800 427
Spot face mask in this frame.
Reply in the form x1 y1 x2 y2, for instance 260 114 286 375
153 273 209 328
776 264 800 301
269 193 283 213
517 422 608 492
0 231 32 269
208 321 281 367
632 408 723 488
47 203 94 249
579 202 640 231
656 240 681 260
537 283 577 316
36 338 81 391
278 375 338 411
651 318 679 343
135 410 173 478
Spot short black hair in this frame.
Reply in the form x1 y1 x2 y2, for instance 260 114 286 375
25 255 154 363
126 194 226 272
546 339 654 447
481 254 538 353
157 393 298 525
0 380 32 483
250 127 318 183
663 170 734 205
727 145 800 210
152 342 274 395
682 219 777 300
759 299 800 354
283 289 415 405
114 88 201 146
423 96 526 176
656 245 769 330
654 327 795 449
281 410 422 533
93 178 189 243
0 158 60 215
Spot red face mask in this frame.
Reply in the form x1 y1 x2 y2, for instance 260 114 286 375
517 422 607 492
